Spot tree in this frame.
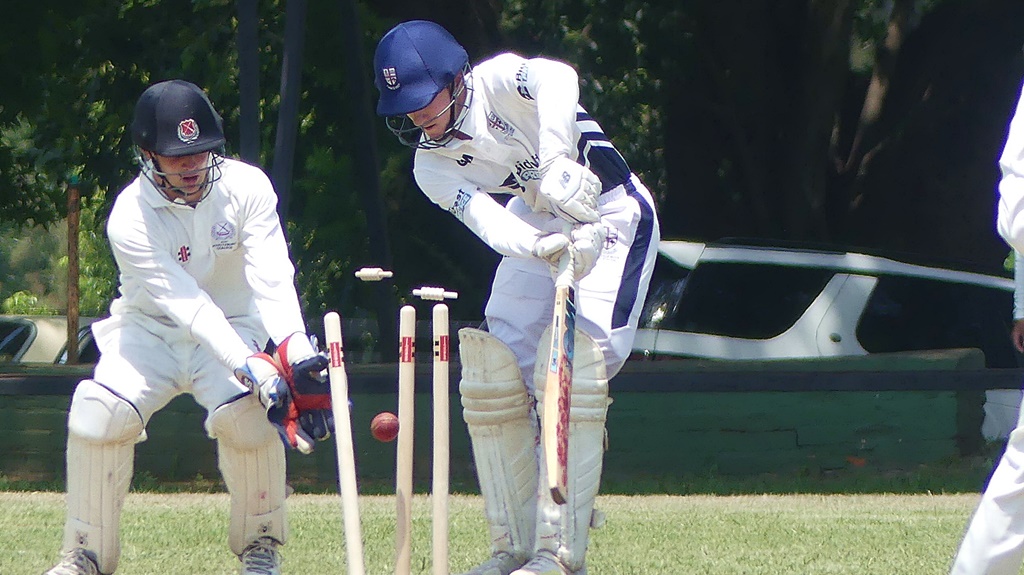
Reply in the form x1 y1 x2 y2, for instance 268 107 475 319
2 0 1023 330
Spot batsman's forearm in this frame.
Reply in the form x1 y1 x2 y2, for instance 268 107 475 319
459 189 547 258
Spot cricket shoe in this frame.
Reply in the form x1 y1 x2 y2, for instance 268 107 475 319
240 537 282 575
42 549 100 575
510 552 586 575
456 551 528 575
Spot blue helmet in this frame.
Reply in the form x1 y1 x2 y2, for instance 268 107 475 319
374 21 472 148
374 20 468 116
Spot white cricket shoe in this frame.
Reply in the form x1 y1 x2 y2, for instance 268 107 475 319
456 551 528 575
42 549 100 575
510 552 586 575
240 537 282 575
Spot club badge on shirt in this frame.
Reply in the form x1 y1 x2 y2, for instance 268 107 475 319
211 221 237 250
487 111 515 139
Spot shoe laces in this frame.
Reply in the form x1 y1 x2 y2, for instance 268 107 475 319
241 537 281 575
47 549 99 575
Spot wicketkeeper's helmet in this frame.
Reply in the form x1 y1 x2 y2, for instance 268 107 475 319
373 20 472 148
130 80 225 205
131 79 226 156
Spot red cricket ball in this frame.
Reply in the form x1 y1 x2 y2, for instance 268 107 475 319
370 411 399 442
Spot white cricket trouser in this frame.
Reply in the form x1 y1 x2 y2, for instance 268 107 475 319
951 411 1024 574
61 312 284 571
485 175 660 389
90 312 266 416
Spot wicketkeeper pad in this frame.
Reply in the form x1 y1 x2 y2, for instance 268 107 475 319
63 379 146 574
208 394 288 554
459 327 540 565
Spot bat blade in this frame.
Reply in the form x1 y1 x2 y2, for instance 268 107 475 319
543 262 576 505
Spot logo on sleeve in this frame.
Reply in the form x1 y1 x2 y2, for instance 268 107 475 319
486 111 515 138
500 173 525 193
177 245 191 263
456 154 474 166
514 154 542 183
211 221 237 250
449 189 472 221
515 63 533 100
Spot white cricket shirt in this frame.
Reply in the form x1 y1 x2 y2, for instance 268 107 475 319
105 157 305 371
998 80 1024 254
412 53 634 258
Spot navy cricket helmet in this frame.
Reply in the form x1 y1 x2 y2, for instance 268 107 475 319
131 79 226 157
374 20 469 117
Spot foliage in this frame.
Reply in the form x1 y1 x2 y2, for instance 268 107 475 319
76 189 118 317
1 0 1023 319
0 184 116 317
0 220 65 314
1 291 58 315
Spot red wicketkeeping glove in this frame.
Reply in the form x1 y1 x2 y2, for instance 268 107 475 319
270 332 333 454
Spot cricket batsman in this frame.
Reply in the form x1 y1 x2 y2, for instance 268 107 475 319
372 20 661 575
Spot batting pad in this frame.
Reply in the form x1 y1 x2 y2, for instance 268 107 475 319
459 327 539 564
208 395 287 554
64 380 146 574
533 327 610 572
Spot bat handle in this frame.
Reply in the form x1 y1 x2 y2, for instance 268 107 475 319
555 222 577 288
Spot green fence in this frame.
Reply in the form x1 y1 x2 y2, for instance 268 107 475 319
0 348 1005 492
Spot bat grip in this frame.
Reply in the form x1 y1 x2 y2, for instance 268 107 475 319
555 222 577 288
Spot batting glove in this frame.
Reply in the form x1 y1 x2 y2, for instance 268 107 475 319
532 231 571 272
273 332 334 454
538 157 601 224
570 223 607 280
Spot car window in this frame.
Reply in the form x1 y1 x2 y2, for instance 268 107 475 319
639 253 692 329
857 275 1016 367
59 326 100 364
0 317 36 362
665 261 834 338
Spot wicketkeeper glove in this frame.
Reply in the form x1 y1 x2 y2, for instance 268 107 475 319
273 332 334 454
235 352 288 410
570 223 607 280
538 157 601 224
235 352 313 451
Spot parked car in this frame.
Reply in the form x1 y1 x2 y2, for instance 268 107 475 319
633 238 1021 439
0 315 98 364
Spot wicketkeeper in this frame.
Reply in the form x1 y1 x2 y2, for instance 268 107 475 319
43 80 334 575
373 21 661 575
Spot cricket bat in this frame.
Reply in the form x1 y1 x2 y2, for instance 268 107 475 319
542 247 577 505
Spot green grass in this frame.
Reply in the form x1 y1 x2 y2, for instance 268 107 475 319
2 490 980 575
1 446 1004 574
